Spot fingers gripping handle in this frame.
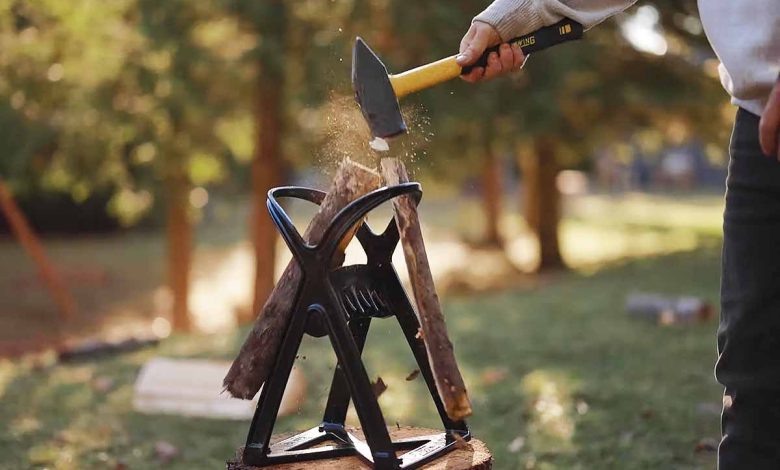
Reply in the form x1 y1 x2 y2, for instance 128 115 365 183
461 19 583 75
389 19 583 97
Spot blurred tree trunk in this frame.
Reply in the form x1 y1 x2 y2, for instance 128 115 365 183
480 148 503 247
520 137 566 272
245 0 286 323
0 177 76 321
370 0 395 51
166 169 192 331
247 84 283 322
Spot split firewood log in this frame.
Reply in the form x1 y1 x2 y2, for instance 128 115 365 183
380 158 472 420
224 158 381 399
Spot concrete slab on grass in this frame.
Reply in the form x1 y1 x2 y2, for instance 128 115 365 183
133 357 306 420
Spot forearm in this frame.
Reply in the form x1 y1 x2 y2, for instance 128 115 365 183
474 0 636 41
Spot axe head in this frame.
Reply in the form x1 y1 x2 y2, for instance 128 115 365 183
352 37 407 139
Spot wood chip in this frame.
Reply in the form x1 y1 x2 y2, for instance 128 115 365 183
371 376 388 398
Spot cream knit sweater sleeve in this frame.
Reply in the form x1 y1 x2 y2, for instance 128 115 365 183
474 0 636 41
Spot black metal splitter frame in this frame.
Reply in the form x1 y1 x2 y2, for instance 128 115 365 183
242 183 469 469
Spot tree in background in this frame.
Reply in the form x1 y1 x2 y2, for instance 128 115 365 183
0 0 244 330
0 0 142 324
386 0 729 272
221 0 361 322
113 0 243 330
220 0 288 323
0 1 134 210
511 2 727 271
1 0 352 330
481 135 505 247
0 0 734 329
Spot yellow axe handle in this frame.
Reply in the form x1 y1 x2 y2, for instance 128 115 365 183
386 19 584 100
389 55 460 99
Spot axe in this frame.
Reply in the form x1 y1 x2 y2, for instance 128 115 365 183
352 19 583 139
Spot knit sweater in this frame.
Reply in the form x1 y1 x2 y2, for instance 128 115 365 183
474 0 780 117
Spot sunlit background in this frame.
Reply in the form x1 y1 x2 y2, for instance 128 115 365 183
1 1 730 468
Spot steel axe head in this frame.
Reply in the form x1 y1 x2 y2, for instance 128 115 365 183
352 37 407 139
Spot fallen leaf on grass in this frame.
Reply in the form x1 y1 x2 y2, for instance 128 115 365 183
27 444 59 465
10 416 40 437
154 440 179 464
92 376 115 393
25 351 57 371
507 435 525 453
480 367 508 386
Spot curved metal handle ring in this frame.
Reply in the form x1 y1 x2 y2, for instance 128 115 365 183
266 186 327 262
318 183 422 262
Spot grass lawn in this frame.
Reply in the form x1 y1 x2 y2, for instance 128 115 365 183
0 244 723 469
0 191 725 347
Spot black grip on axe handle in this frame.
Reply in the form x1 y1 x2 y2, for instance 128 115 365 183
461 19 583 75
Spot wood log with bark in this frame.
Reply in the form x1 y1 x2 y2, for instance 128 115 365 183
380 158 472 421
224 159 381 399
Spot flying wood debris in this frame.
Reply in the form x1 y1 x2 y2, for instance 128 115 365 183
371 377 388 398
405 369 420 381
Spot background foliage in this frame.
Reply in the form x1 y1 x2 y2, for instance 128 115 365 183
0 0 729 230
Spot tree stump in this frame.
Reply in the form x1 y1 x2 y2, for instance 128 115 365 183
227 426 492 470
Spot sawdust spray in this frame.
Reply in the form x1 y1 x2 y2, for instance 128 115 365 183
315 93 433 178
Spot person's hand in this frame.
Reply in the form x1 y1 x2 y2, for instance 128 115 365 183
456 21 525 83
759 71 780 160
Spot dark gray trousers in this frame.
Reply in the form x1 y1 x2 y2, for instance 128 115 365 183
718 108 780 469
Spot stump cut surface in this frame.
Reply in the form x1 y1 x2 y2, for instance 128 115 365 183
227 426 492 470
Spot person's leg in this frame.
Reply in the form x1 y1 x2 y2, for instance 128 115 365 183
718 108 780 469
